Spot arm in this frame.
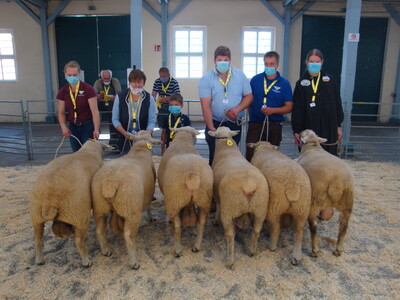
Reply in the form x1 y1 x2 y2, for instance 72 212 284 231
226 92 253 120
200 96 215 131
57 100 71 137
334 78 344 141
161 128 167 154
291 83 304 146
112 95 131 140
88 96 100 139
261 101 293 116
146 95 156 134
113 78 122 94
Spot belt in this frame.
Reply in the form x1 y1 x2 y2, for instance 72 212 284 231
70 120 92 126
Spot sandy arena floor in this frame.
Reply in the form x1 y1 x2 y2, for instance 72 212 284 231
0 158 399 299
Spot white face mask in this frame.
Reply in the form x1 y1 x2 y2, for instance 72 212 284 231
130 86 143 95
103 81 111 86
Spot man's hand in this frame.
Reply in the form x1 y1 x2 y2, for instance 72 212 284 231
261 106 274 116
226 107 240 120
61 126 71 138
337 127 342 141
294 133 300 146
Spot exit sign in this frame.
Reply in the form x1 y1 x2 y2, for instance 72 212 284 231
154 45 161 51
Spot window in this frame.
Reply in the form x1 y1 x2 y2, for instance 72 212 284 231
242 27 275 78
0 30 17 81
173 27 205 79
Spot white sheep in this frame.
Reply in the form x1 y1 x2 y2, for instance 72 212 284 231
248 141 311 265
91 130 159 269
297 129 354 257
30 140 105 266
208 126 269 268
158 126 213 257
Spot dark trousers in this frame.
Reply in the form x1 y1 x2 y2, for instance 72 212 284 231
157 109 169 128
205 120 241 166
68 120 94 152
246 121 282 161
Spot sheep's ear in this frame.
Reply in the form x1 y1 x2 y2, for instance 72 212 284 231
195 131 201 135
300 134 307 144
230 130 240 137
318 137 328 144
247 143 258 149
208 130 216 137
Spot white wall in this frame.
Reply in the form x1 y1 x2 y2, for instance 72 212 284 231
0 0 399 122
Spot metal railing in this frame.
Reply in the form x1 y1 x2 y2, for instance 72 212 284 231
0 99 399 163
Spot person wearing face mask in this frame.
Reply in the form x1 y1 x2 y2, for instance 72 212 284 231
292 48 344 156
245 51 293 161
198 45 253 165
112 69 156 154
57 60 100 152
160 93 191 154
151 67 181 128
93 69 122 146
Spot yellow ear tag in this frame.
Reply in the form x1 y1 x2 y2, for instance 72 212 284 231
227 139 233 146
88 138 96 142
255 145 261 151
146 142 152 150
273 145 279 150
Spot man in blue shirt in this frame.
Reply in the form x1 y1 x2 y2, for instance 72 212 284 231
198 45 253 165
246 51 293 161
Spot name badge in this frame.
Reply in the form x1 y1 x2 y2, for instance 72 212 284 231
131 130 137 135
222 98 228 104
310 102 316 107
301 79 311 86
105 102 109 107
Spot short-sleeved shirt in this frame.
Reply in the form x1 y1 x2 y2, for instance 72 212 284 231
249 71 293 122
162 113 191 147
198 66 252 122
152 78 181 111
56 81 97 124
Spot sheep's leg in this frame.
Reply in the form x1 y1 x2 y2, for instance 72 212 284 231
334 209 351 256
268 216 281 252
124 217 141 270
172 214 183 257
33 222 45 265
223 219 235 268
291 216 307 265
308 217 319 257
249 214 264 257
94 215 111 256
74 227 92 267
192 206 208 253
213 200 221 226
145 204 154 222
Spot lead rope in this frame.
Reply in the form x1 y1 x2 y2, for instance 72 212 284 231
258 115 269 142
54 134 83 159
217 110 247 129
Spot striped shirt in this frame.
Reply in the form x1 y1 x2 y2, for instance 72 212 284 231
152 77 181 111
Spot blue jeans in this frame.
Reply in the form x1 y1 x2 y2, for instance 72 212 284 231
68 120 94 152
205 120 241 166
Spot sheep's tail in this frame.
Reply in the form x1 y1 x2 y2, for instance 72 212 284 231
41 203 58 220
101 179 119 204
242 176 258 203
185 173 201 192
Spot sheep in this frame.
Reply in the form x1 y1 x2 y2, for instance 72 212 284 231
157 126 213 257
208 126 269 268
91 130 159 269
248 141 311 265
30 139 105 267
297 129 354 257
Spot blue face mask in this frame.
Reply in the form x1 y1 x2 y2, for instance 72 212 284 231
66 76 79 84
264 67 276 76
308 63 322 74
160 77 170 84
216 61 230 73
169 106 181 114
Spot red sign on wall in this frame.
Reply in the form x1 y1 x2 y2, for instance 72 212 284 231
154 45 161 52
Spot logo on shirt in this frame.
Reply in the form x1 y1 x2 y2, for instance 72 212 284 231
322 76 330 82
273 86 281 93
301 79 311 86
78 90 85 96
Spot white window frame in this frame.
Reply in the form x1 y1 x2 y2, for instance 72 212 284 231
0 29 17 82
172 26 206 79
241 27 276 79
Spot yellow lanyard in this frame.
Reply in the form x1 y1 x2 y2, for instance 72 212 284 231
216 68 232 98
103 85 110 95
129 92 141 129
263 78 278 105
161 78 171 95
68 81 80 122
311 73 321 102
168 113 182 139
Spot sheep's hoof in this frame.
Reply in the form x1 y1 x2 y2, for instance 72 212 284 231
225 262 235 270
130 263 140 270
174 251 182 258
333 249 342 257
36 260 45 266
310 250 319 258
192 246 200 253
82 260 93 268
269 246 277 252
291 258 300 266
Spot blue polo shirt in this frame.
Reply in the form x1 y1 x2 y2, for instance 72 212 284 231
198 66 252 122
249 71 292 122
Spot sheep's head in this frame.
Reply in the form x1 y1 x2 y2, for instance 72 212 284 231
247 141 279 152
299 129 327 145
130 130 161 145
208 126 239 139
170 126 200 144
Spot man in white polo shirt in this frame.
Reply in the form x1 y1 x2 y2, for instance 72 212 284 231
198 45 253 165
